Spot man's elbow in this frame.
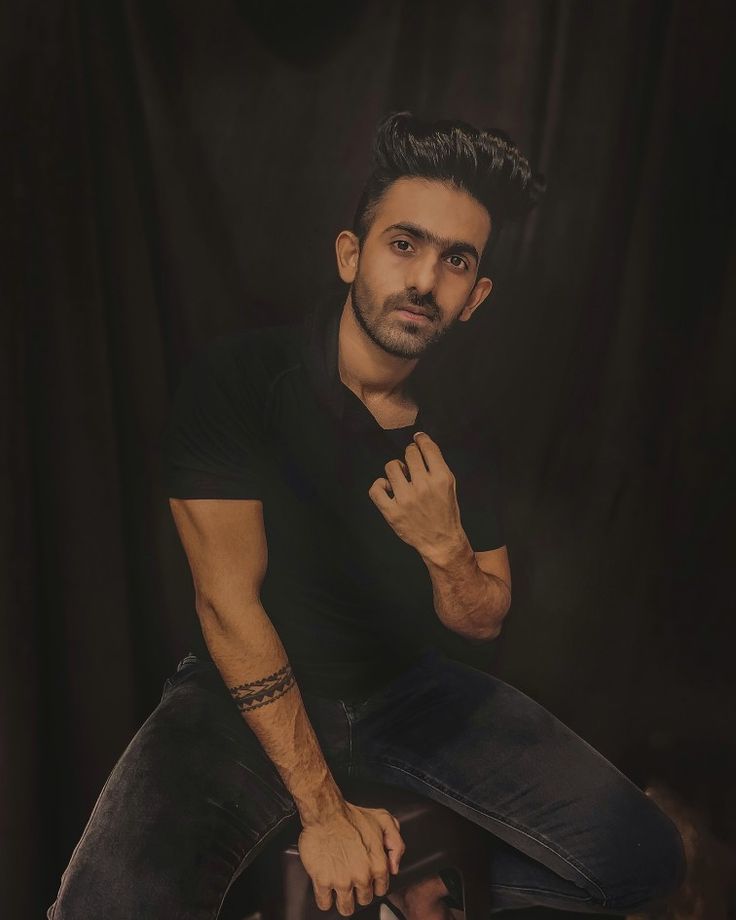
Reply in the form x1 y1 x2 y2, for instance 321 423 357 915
468 623 502 644
195 596 232 640
194 591 261 634
470 599 511 643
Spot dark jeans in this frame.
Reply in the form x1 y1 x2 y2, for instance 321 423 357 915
48 647 685 918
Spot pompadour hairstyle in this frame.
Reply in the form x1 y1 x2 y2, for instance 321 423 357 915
352 111 546 269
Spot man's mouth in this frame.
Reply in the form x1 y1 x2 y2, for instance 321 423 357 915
396 305 433 320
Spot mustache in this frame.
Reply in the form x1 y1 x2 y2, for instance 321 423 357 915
386 291 439 317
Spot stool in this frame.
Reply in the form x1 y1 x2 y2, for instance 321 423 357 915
222 778 493 919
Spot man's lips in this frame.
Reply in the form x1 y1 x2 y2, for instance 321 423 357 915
395 306 433 321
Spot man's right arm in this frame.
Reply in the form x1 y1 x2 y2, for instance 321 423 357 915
168 496 405 916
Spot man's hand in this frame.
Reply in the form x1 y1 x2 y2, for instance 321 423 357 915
368 431 465 559
298 800 405 916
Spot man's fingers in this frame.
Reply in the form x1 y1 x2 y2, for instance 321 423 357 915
334 884 356 917
375 810 406 874
354 878 375 906
368 477 393 506
371 861 390 897
412 431 449 473
312 879 333 911
405 441 428 478
384 459 409 496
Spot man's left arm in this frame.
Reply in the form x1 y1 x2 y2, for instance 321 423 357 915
421 538 511 642
368 431 512 643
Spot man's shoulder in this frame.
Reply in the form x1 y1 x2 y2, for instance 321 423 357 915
166 320 306 450
194 320 303 389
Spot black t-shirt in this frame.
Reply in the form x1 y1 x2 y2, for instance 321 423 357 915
161 304 504 701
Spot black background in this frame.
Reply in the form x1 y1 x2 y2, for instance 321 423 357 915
3 1 735 916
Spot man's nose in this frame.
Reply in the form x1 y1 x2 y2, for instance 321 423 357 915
404 251 439 297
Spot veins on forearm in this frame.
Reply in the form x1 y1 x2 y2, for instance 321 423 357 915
424 539 510 639
228 663 296 711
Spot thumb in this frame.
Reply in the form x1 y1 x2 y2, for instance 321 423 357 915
374 810 404 874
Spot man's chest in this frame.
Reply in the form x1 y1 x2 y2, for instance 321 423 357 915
356 395 418 431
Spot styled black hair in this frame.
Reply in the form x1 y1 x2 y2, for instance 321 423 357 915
352 111 546 271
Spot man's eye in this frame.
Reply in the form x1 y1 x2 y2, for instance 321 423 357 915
392 240 413 253
447 255 468 270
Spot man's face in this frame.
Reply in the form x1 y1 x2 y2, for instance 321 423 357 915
349 177 492 359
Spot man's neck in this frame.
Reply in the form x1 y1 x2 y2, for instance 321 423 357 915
337 302 419 409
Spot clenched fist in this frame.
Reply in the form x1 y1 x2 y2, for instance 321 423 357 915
368 431 463 559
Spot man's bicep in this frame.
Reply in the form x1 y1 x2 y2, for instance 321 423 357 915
168 497 267 609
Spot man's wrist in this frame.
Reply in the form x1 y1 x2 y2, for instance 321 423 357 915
420 528 474 569
295 776 347 827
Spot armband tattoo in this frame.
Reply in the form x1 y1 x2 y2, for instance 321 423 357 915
228 664 296 712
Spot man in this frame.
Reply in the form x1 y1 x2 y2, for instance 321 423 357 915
48 112 687 919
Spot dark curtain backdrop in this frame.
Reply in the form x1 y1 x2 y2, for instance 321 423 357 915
3 1 735 916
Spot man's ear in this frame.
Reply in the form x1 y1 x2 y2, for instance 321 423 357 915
459 276 493 322
336 230 360 283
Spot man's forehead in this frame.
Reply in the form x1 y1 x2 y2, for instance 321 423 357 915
372 177 491 246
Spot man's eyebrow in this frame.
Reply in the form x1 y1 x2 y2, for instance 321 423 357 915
383 222 480 264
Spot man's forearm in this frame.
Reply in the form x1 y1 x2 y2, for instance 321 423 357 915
420 530 511 641
197 598 346 826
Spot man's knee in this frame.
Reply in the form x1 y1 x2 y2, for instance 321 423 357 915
603 799 687 913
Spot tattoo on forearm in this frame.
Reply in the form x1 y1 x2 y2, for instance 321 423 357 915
228 664 296 711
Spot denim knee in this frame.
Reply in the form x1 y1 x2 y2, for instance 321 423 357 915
606 805 687 912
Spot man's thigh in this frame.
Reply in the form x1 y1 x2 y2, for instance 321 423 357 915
349 648 685 913
49 658 305 920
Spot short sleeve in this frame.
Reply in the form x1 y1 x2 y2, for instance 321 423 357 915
452 427 505 552
161 335 268 500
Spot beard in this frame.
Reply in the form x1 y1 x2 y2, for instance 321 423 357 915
350 269 458 359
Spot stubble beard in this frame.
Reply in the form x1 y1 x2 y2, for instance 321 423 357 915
350 270 455 360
